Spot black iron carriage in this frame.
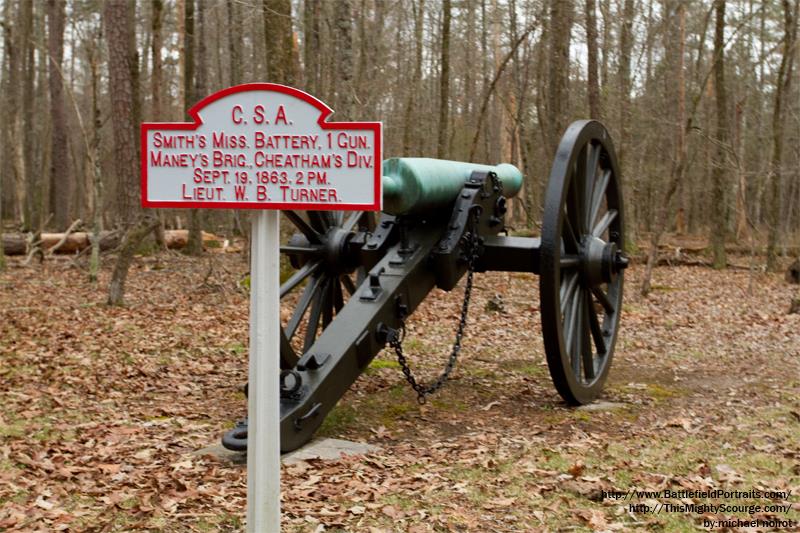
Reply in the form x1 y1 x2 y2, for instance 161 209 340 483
223 120 629 453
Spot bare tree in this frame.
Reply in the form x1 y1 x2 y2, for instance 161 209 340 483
151 0 164 119
302 0 320 93
402 0 424 155
104 0 151 305
766 0 799 271
334 0 353 119
437 0 452 158
710 0 729 268
585 0 601 118
47 0 71 231
264 0 296 85
183 0 203 256
546 0 572 154
228 0 242 86
617 0 634 165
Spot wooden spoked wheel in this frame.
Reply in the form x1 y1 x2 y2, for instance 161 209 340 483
278 210 375 370
539 120 628 404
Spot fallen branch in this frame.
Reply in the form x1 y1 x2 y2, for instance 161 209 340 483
46 219 83 257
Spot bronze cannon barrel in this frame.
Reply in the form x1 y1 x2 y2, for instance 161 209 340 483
381 158 523 215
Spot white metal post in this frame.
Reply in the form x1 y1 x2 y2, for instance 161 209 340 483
247 210 281 532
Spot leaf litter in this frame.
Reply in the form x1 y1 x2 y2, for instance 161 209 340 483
0 254 798 531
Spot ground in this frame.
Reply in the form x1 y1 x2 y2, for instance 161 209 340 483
0 251 798 532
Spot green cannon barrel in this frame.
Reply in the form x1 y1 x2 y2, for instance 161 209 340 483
382 158 523 215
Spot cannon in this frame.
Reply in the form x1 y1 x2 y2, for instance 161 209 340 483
222 120 629 453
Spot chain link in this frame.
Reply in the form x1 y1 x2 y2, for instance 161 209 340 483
388 209 481 405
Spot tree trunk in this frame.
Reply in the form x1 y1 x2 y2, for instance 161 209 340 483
263 0 295 85
89 40 104 282
402 0 424 156
766 0 798 271
710 0 728 268
150 0 163 119
107 217 159 306
436 0 452 158
182 0 204 256
302 0 320 93
546 0 572 155
104 0 142 304
617 0 634 166
149 0 166 250
228 0 241 86
334 0 353 119
21 0 34 231
7 0 29 228
47 0 71 231
584 0 601 119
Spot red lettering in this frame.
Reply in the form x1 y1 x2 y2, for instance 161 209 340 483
232 105 244 124
253 104 267 124
275 105 288 125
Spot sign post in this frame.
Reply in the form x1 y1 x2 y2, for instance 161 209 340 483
247 209 281 530
142 83 381 531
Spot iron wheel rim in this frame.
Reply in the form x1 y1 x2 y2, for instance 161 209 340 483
540 120 625 405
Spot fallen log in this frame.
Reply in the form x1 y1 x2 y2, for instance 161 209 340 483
2 234 26 255
2 229 221 255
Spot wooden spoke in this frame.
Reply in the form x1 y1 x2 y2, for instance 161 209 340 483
591 285 614 314
284 211 322 244
590 169 610 228
564 286 581 355
568 159 587 235
307 211 329 233
587 294 606 357
286 275 323 338
562 211 580 253
560 255 580 269
280 245 321 255
592 209 618 238
333 280 344 312
279 260 321 298
584 144 600 229
340 274 357 295
560 272 579 312
570 290 584 377
280 329 299 369
341 211 362 234
321 279 334 328
582 294 597 380
303 278 328 352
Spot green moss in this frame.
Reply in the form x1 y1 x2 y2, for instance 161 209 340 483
539 449 570 470
429 397 468 412
650 284 681 292
646 383 681 401
0 418 25 438
365 358 401 373
317 404 358 437
227 342 247 355
571 410 592 422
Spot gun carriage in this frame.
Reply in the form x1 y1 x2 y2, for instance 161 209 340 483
222 120 629 453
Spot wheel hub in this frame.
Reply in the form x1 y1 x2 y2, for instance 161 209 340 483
582 236 628 285
322 227 355 272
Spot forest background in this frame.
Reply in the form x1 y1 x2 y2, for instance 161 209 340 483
0 0 798 300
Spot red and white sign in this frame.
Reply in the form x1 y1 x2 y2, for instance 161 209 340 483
141 83 382 211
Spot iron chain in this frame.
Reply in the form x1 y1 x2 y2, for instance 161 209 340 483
389 209 481 404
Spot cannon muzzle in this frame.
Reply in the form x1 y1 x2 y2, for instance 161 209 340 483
382 158 523 215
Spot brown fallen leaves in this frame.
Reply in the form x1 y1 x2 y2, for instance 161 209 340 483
1 255 799 531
